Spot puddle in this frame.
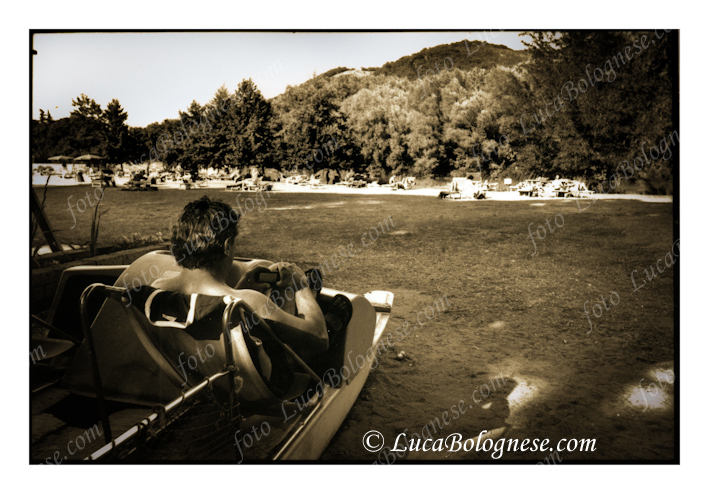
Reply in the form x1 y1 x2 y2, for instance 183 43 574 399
507 380 539 409
625 364 674 411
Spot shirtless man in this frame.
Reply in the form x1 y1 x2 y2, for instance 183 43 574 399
152 196 328 357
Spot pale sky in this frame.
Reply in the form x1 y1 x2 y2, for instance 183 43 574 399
32 31 530 128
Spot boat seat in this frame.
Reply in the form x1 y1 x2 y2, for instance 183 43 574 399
61 282 317 409
59 251 376 417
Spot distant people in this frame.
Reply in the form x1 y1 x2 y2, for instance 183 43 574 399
230 167 241 181
552 175 561 188
251 167 259 180
328 169 338 185
101 170 115 187
467 181 486 200
389 175 397 185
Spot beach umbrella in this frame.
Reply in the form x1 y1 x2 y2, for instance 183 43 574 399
74 154 105 161
47 155 75 162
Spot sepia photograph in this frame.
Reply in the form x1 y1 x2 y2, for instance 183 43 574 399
22 3 693 485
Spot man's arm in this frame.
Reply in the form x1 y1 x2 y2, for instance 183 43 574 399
292 285 328 350
235 263 328 353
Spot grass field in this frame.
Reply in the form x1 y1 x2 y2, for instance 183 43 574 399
32 185 676 461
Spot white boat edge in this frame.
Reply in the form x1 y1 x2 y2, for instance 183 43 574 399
272 290 394 460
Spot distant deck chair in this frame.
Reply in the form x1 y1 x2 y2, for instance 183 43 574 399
395 177 415 190
445 178 484 199
386 177 408 190
227 177 263 191
574 182 594 198
439 177 466 199
307 175 324 188
285 175 306 185
243 177 264 191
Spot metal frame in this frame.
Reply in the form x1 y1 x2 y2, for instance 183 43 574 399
78 283 324 460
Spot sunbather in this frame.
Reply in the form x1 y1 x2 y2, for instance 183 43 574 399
152 196 328 359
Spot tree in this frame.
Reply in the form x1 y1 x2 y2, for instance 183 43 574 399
124 126 147 166
342 80 422 178
71 94 103 119
102 99 129 165
69 94 105 156
515 31 675 191
274 74 363 175
200 85 235 170
174 101 208 173
227 80 274 174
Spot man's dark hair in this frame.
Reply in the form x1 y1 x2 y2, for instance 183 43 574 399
171 196 239 270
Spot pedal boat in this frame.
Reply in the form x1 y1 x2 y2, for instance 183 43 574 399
31 250 393 462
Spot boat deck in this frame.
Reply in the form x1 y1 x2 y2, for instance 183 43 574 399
31 290 393 463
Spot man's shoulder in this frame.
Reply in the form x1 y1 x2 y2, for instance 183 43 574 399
152 278 268 306
227 287 269 307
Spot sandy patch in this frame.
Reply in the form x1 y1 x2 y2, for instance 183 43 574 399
269 201 345 211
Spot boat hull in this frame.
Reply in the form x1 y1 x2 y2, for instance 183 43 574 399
34 251 394 462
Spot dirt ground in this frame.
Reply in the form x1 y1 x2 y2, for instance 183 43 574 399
322 288 674 462
315 199 675 463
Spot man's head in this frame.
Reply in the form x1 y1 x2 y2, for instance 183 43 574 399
171 196 239 270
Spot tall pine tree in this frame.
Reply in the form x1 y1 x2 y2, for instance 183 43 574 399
102 99 129 165
227 80 274 174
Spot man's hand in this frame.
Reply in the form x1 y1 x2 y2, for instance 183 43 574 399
271 262 308 292
234 262 274 292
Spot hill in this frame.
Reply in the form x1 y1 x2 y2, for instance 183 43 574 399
374 40 529 79
295 39 529 88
